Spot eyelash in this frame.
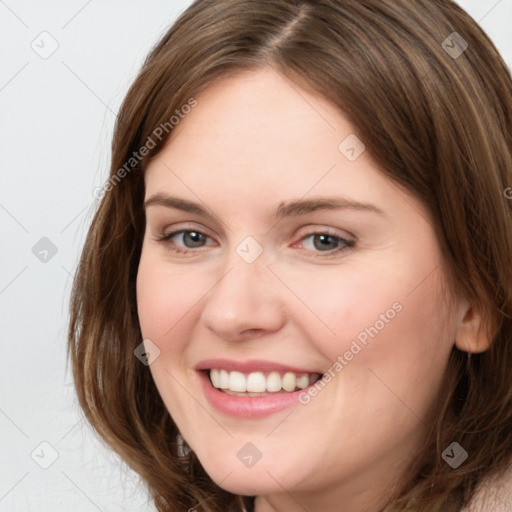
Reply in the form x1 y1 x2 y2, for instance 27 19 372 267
154 228 356 258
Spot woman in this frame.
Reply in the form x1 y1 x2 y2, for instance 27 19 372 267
68 1 512 510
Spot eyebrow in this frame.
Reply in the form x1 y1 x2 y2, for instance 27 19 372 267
144 193 385 218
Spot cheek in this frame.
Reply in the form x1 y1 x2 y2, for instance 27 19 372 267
272 260 409 360
337 277 452 432
136 252 204 344
284 254 454 411
283 249 449 355
135 252 206 429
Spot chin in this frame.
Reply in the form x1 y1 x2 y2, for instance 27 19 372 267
196 450 301 497
210 472 280 497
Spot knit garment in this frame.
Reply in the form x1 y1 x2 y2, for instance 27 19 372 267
461 465 512 512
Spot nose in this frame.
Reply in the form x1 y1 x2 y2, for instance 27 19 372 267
200 249 286 341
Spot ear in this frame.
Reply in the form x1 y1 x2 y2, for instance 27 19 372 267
453 300 493 354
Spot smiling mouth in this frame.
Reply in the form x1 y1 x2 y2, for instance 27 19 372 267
206 369 322 396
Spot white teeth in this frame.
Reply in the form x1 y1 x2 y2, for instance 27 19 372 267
208 369 319 394
246 372 266 392
296 374 309 389
229 371 247 392
210 369 220 388
218 369 230 389
266 371 282 392
282 372 296 392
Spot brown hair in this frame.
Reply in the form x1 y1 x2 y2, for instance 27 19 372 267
68 1 512 510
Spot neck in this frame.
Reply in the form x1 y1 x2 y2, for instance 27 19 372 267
252 451 413 512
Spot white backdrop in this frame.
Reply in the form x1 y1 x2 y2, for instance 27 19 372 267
1 1 511 510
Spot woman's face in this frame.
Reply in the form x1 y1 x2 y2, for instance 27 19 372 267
136 67 463 511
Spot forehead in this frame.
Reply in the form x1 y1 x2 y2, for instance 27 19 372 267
146 68 381 193
142 67 432 230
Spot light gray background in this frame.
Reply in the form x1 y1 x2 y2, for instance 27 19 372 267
1 1 511 510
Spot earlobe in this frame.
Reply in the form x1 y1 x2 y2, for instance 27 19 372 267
454 303 494 354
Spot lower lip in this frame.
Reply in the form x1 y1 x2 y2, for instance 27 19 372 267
198 371 310 418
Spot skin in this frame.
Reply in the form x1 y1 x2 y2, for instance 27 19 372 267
136 67 487 512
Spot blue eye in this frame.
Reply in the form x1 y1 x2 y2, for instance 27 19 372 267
297 232 355 255
155 229 355 257
156 230 213 253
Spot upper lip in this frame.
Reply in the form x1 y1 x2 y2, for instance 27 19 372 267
194 358 322 374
